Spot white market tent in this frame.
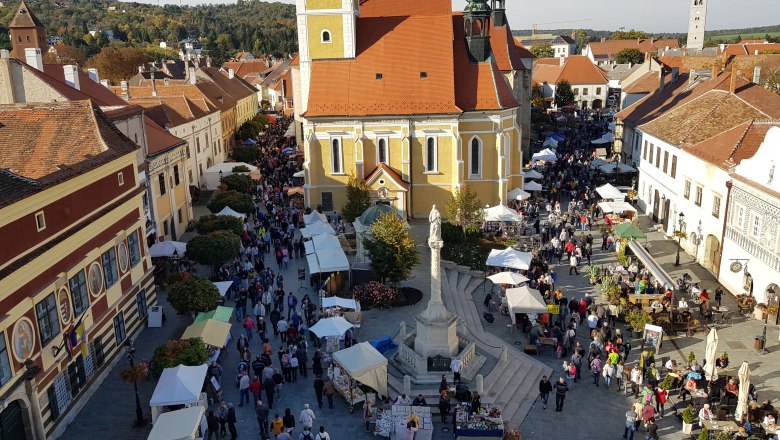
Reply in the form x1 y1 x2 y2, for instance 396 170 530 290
216 206 246 219
507 187 531 201
203 162 259 189
306 248 350 274
542 138 558 148
322 297 359 309
531 149 557 162
300 222 336 238
506 286 549 324
304 234 342 255
147 406 205 440
150 364 208 423
596 183 625 201
589 158 609 169
304 211 328 225
598 162 637 173
486 247 533 270
293 170 305 178
483 205 522 222
149 241 187 258
487 271 530 285
332 342 388 396
591 133 614 144
523 170 543 179
523 181 543 191
212 281 234 298
597 201 637 214
309 316 354 338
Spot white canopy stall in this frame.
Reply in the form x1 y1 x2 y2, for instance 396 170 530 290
523 181 543 192
147 406 206 440
531 149 557 162
306 248 350 274
212 281 234 298
301 222 336 238
486 248 533 270
595 183 625 202
149 364 208 423
487 272 530 285
523 170 543 179
507 188 531 201
304 211 328 225
149 241 187 258
216 206 246 219
332 342 388 397
598 162 637 173
591 133 613 144
483 205 522 222
597 201 637 214
505 286 548 325
304 234 342 255
322 297 359 309
203 162 259 190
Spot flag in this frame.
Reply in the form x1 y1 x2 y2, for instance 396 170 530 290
73 317 88 357
63 332 73 358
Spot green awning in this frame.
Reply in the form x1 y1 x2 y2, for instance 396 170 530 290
613 223 647 239
194 306 233 323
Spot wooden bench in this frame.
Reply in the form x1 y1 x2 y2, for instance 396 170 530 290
524 344 539 355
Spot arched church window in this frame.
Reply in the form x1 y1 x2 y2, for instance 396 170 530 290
321 30 331 43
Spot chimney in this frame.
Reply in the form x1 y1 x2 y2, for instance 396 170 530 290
87 68 99 82
559 56 565 66
63 65 80 90
100 79 109 87
120 80 129 99
753 66 761 84
0 50 9 59
138 65 144 73
659 70 665 91
188 67 196 85
228 68 235 79
600 37 606 43
24 48 43 71
729 65 737 94
671 67 679 81
151 71 157 97
754 50 759 55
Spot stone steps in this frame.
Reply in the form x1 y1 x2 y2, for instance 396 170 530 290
456 272 472 296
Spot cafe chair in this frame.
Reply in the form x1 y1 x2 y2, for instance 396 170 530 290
716 409 728 421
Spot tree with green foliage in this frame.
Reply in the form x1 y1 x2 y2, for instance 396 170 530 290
554 80 575 108
185 231 241 269
150 339 208 376
195 215 243 235
364 212 420 285
442 183 484 233
207 190 254 214
615 48 644 65
87 46 151 84
610 29 648 40
168 277 221 315
220 173 252 193
231 146 261 163
531 84 546 108
529 43 554 58
575 29 588 53
342 174 371 223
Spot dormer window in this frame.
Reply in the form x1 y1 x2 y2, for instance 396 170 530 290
376 73 383 80
321 30 331 44
420 72 427 78
35 211 46 231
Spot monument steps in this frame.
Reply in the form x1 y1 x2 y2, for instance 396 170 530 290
456 272 472 295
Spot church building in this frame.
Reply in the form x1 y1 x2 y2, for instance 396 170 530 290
293 0 531 218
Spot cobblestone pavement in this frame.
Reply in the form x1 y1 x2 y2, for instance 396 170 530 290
58 212 780 440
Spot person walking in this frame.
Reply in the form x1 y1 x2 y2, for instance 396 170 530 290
315 426 330 440
645 418 658 440
602 361 615 389
283 408 296 435
272 413 285 438
323 377 336 409
263 376 276 409
218 402 229 438
654 386 668 418
438 394 451 423
539 376 553 409
299 404 316 431
250 376 263 407
569 254 579 275
623 406 638 440
207 410 220 440
590 355 602 387
313 375 325 408
256 400 270 440
554 377 569 412
239 371 251 406
298 427 314 440
227 403 238 440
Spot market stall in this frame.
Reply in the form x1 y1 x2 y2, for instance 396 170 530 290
374 405 433 440
211 282 234 299
194 306 233 323
181 319 232 348
612 223 646 240
505 286 548 325
149 241 187 258
486 248 533 271
215 206 246 219
147 406 206 440
507 188 531 201
149 364 208 423
454 403 504 440
301 222 336 238
331 342 388 411
595 183 624 202
483 205 522 223
304 211 328 225
597 201 637 216
304 234 343 254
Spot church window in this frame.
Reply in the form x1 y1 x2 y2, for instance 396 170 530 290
331 138 343 174
378 138 388 165
425 137 437 173
321 30 331 43
469 137 482 177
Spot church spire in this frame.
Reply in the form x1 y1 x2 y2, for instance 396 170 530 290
463 0 492 62
9 1 47 58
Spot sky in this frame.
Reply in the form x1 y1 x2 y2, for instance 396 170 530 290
125 0 780 34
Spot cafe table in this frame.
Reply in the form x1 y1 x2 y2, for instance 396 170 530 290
762 423 778 436
702 419 739 434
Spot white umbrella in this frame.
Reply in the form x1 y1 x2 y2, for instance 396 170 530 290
599 162 637 173
523 170 543 179
487 271 530 285
524 181 543 191
735 361 751 419
483 205 522 222
149 241 187 258
508 188 531 201
703 328 719 381
309 316 354 337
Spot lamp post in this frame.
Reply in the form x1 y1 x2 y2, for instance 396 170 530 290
125 339 145 426
674 212 685 266
761 289 776 355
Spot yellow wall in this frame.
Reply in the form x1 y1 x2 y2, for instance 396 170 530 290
307 0 341 9
307 15 345 60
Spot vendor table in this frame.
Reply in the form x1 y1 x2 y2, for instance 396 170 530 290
761 423 778 436
374 406 432 440
331 369 366 406
701 419 739 434
454 404 504 440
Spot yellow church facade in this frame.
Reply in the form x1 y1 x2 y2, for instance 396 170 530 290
294 0 528 218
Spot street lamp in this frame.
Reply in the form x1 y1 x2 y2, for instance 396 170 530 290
674 212 685 266
125 339 145 426
761 288 777 355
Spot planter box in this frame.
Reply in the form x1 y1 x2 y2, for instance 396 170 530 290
682 422 693 435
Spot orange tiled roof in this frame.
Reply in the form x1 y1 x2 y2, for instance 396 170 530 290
143 116 186 156
359 0 451 17
364 163 409 190
290 53 300 67
511 38 534 60
0 101 137 182
557 56 608 84
622 70 668 94
490 23 525 71
42 64 127 107
221 59 271 77
723 43 780 56
616 73 715 127
588 38 678 59
683 119 780 170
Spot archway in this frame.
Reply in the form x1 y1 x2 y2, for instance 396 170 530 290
0 400 29 440
703 234 720 274
592 99 603 109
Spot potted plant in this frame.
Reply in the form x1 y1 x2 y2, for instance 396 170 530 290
688 351 696 364
682 404 695 434
627 310 653 338
659 374 675 391
583 265 600 285
768 304 779 325
698 427 709 440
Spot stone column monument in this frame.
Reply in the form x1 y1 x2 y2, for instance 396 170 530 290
414 204 459 357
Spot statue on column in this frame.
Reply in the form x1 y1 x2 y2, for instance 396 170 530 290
429 204 441 241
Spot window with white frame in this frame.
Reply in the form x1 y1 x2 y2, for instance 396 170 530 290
733 204 745 229
0 332 12 386
684 179 691 199
751 214 761 238
377 138 388 165
425 137 437 172
469 137 482 177
35 211 46 231
321 30 332 43
712 194 721 218
330 138 343 174
694 186 703 207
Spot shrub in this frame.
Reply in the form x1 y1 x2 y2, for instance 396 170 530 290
185 231 241 269
207 190 254 214
151 338 208 377
353 281 398 309
196 215 243 236
232 165 251 173
168 277 221 315
441 222 465 244
220 173 252 193
231 147 261 163
682 404 695 424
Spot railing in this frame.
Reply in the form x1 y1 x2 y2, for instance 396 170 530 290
458 341 477 368
398 331 425 372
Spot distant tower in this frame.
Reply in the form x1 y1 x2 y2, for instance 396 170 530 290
686 0 707 51
9 1 47 59
464 0 492 62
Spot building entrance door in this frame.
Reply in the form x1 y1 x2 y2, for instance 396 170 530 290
0 401 28 440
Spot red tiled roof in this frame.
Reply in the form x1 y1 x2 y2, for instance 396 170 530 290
143 116 186 156
723 43 780 56
290 53 299 67
511 38 534 59
557 55 608 84
588 38 678 59
622 71 667 94
9 1 43 28
359 0 451 17
616 73 713 127
490 23 524 71
42 64 128 107
683 119 780 170
221 59 271 77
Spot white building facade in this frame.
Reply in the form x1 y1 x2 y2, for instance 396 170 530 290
168 111 224 189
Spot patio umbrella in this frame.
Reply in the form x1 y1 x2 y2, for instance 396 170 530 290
703 328 719 381
524 181 543 191
487 272 530 285
735 361 751 419
523 170 543 179
508 188 531 201
309 316 354 338
612 223 647 240
149 241 187 258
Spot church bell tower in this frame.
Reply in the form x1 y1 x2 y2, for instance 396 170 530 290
464 0 492 62
686 0 707 51
9 1 47 59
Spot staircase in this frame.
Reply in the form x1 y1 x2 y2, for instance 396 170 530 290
439 264 552 429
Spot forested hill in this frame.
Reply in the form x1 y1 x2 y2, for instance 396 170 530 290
0 0 298 56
